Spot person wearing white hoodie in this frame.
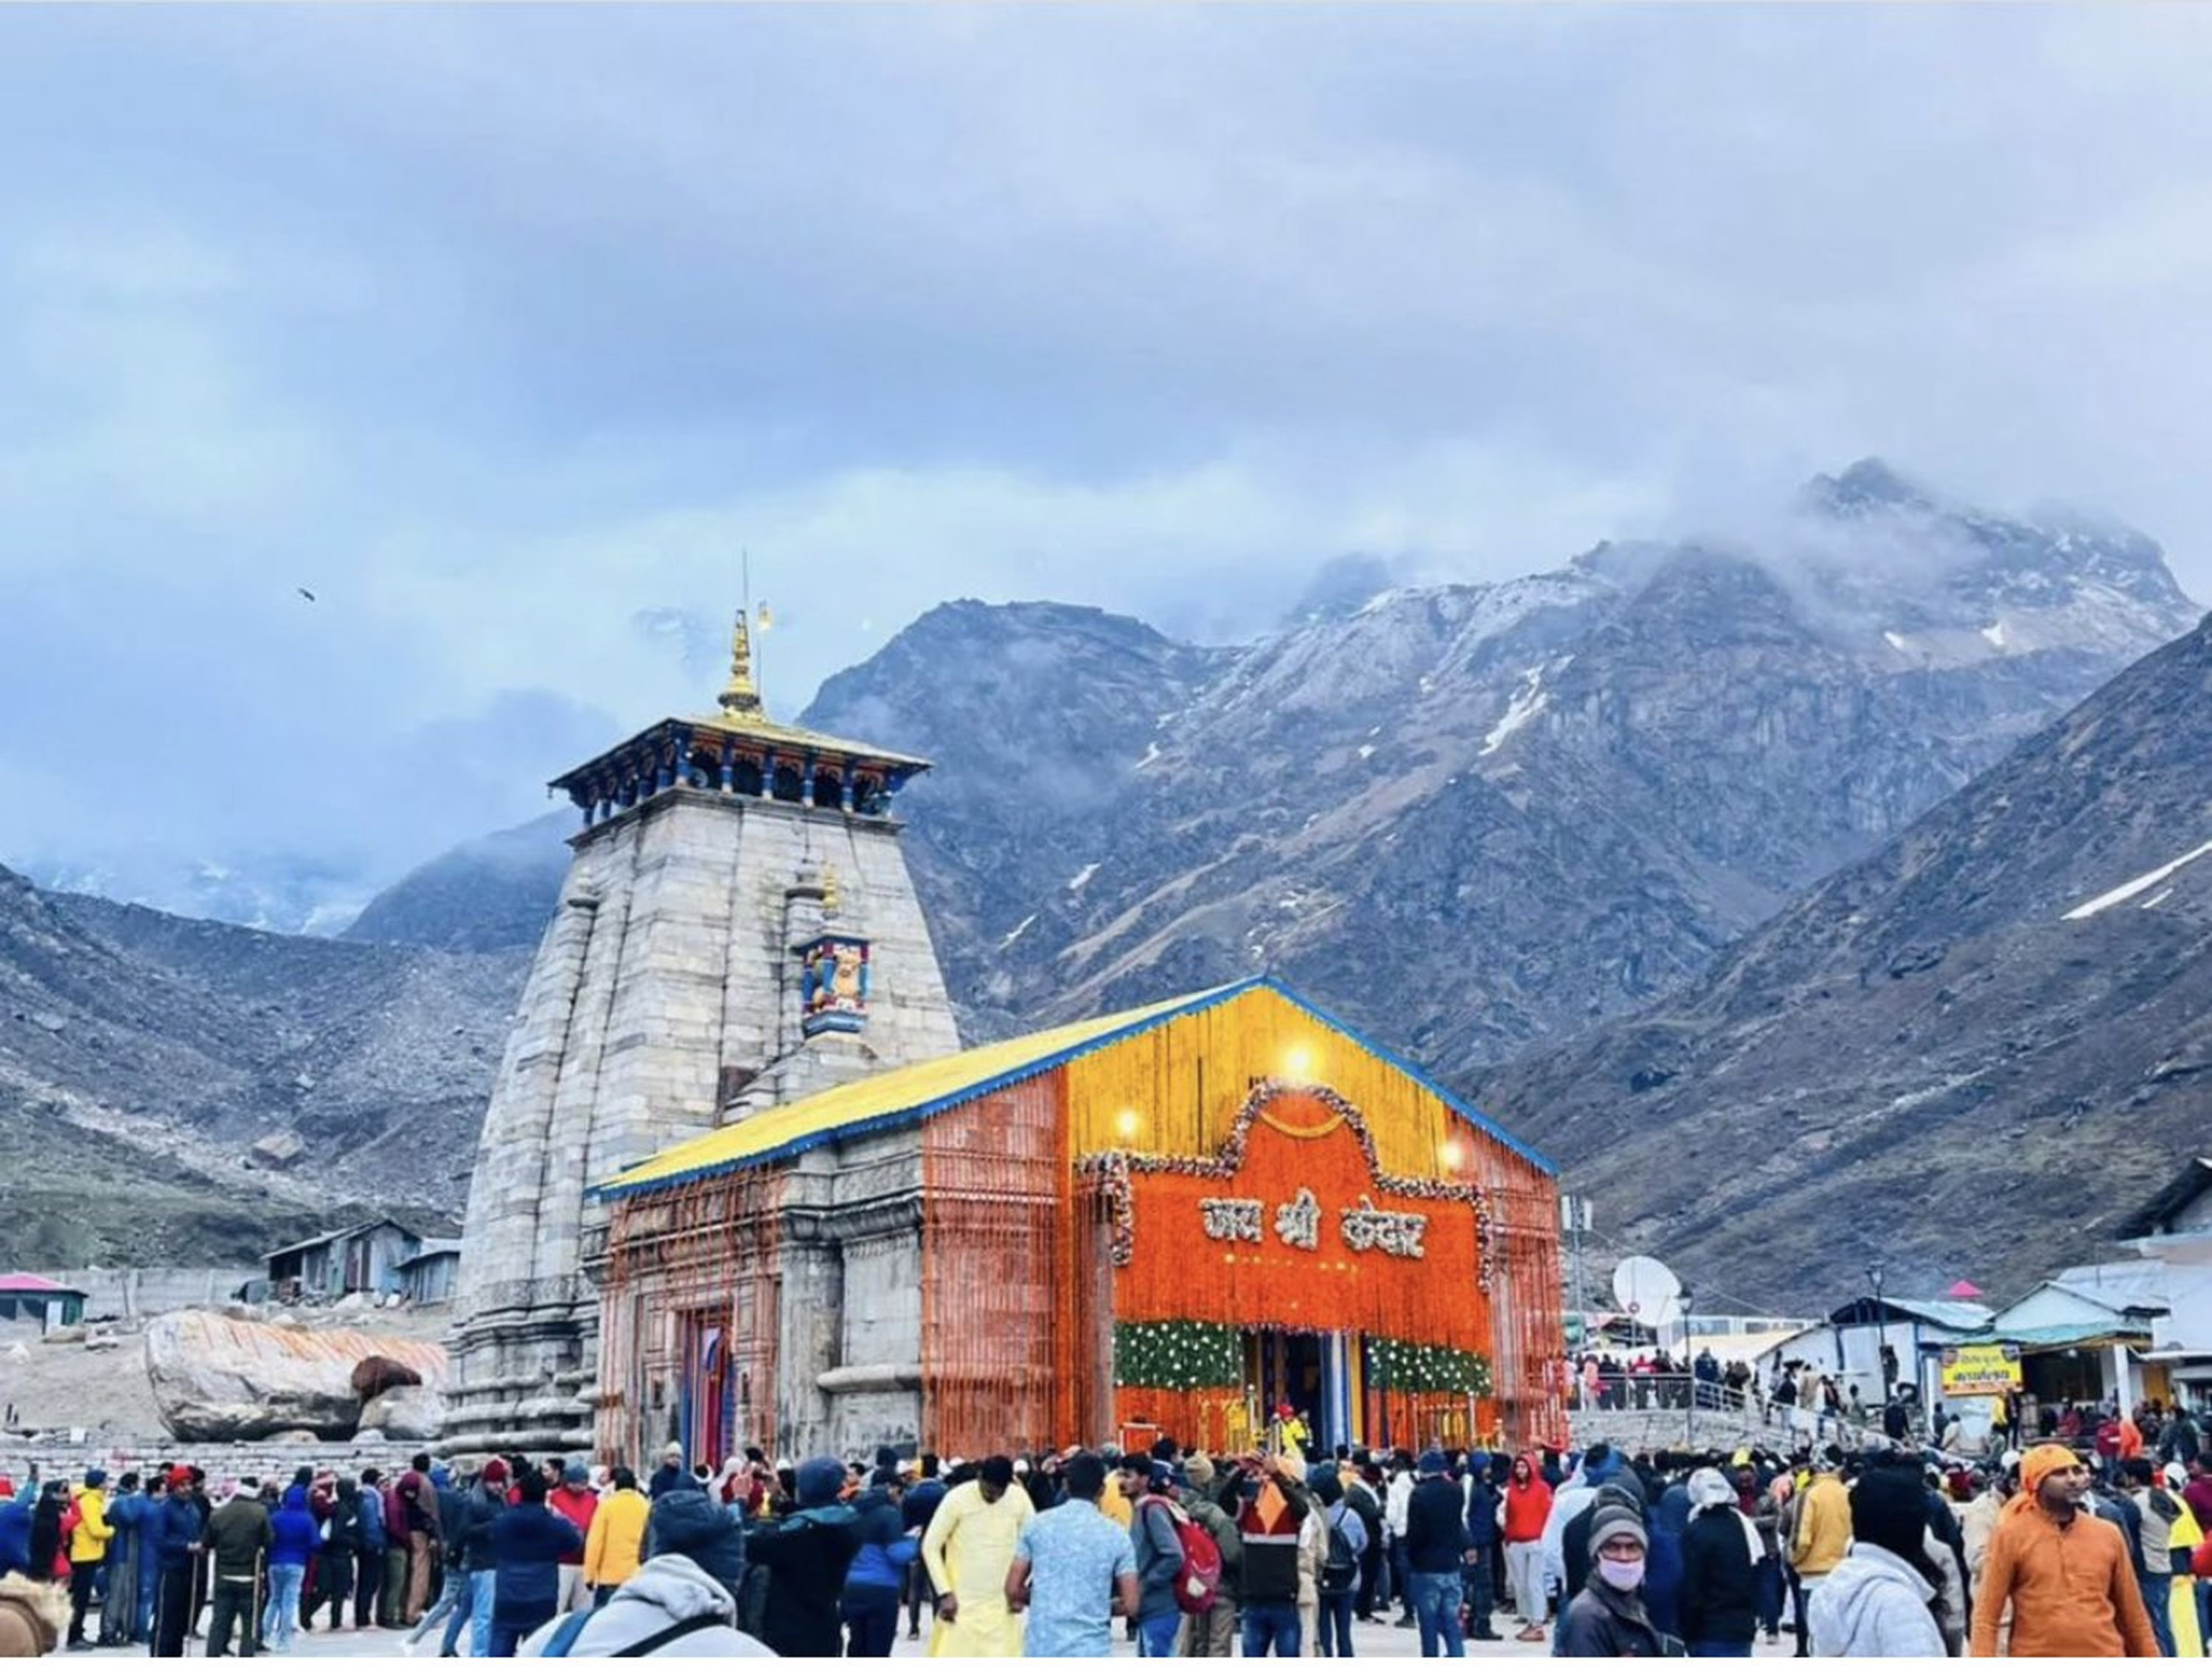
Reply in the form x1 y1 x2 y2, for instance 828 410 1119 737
517 1554 773 1657
1806 1465 1944 1659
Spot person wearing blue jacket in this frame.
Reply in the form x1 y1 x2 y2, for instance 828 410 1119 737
487 1466 583 1656
263 1484 319 1651
100 1473 158 1645
0 1488 32 1579
841 1468 918 1656
1642 1483 1691 1644
351 1467 389 1629
1461 1455 1504 1642
149 1474 202 1660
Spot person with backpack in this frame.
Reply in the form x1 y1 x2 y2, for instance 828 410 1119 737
1116 1455 1188 1657
741 1455 865 1658
519 1550 773 1658
1176 1457 1242 1656
1307 1463 1369 1656
1004 1452 1138 1659
1343 1459 1385 1625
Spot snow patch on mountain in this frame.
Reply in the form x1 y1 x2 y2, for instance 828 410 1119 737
2062 838 2212 921
1481 667 1551 757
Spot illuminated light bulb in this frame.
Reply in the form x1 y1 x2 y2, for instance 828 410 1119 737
1440 1140 1464 1171
1284 1045 1313 1079
1115 1106 1141 1141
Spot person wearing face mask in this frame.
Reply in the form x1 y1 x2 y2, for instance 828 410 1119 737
1556 1498 1669 1657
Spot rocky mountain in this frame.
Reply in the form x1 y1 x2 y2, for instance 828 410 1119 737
349 461 2199 1079
1476 610 2212 1308
342 812 572 952
0 865 524 1265
801 460 2199 1065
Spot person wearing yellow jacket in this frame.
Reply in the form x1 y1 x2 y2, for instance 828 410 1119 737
1787 1463 1851 1651
2171 1482 2205 1659
63 1469 114 1649
582 1468 650 1599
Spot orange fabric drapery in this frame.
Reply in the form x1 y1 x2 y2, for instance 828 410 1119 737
1106 1087 1494 1353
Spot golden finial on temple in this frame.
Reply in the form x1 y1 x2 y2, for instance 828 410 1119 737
822 862 841 915
717 607 765 723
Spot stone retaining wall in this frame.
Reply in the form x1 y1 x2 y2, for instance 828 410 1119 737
0 1435 419 1485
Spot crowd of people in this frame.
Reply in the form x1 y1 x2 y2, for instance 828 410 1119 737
0 1408 2206 1657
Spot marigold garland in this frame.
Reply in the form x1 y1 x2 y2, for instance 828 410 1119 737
1077 1079 1495 1290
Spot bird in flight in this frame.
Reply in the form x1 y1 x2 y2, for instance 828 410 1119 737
296 588 317 602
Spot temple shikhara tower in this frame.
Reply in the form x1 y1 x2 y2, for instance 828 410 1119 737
445 613 962 1453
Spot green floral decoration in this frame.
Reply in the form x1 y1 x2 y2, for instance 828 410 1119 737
1113 1320 1242 1390
1365 1336 1494 1397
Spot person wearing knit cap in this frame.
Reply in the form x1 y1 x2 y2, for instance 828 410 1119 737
1402 1449 1469 1656
745 1456 866 1657
648 1442 695 1501
1969 1440 2157 1659
1801 1463 1944 1658
1557 1496 1666 1656
1174 1457 1242 1658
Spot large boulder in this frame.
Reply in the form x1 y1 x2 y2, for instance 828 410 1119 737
144 1311 448 1441
356 1384 447 1443
350 1356 424 1399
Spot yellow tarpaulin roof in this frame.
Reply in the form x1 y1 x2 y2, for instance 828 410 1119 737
596 982 1247 1199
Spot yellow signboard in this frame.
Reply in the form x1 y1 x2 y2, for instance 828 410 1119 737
1938 1342 2022 1396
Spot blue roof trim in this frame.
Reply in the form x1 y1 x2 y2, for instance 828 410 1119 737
1253 977 1558 1176
594 974 1557 1200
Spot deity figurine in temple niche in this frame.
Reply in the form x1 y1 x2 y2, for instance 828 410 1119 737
804 937 870 1017
830 941 867 1007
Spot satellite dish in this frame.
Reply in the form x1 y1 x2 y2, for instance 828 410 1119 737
1613 1255 1683 1331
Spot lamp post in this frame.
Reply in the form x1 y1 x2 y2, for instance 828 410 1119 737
1867 1264 1888 1421
1680 1285 1696 1448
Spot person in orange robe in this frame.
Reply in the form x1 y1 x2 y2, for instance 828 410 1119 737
1970 1442 2158 1658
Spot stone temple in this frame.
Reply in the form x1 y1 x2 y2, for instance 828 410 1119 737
444 613 961 1454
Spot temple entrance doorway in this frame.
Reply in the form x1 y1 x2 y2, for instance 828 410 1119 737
1242 1328 1352 1457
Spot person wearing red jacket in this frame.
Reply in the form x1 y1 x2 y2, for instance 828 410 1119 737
1500 1452 1554 1642
548 1464 599 1614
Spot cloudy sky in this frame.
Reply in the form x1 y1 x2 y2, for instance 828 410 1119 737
4 7 2208 904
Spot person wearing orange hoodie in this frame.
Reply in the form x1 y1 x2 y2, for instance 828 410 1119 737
1970 1440 2158 1658
1500 1452 1553 1643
